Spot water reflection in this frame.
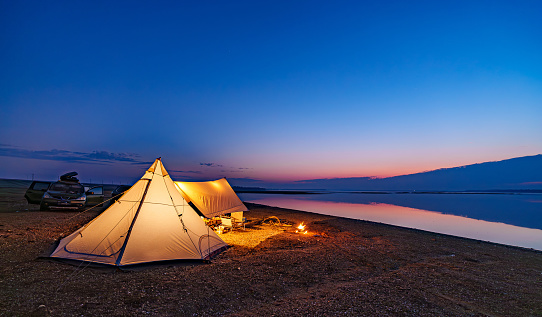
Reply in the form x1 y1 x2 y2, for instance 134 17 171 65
239 193 542 251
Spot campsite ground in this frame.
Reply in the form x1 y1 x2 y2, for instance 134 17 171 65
1 181 541 316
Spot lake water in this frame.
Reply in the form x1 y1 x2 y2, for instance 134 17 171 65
238 192 542 251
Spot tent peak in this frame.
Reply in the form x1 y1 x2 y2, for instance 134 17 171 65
146 157 168 176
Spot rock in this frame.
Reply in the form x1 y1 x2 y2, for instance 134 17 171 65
30 304 47 316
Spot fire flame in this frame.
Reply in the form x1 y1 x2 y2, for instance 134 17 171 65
295 222 308 234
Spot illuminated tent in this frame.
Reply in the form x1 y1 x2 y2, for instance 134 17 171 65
175 178 248 218
50 158 227 267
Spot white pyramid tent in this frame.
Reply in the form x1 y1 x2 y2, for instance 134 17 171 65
50 158 227 266
175 178 248 218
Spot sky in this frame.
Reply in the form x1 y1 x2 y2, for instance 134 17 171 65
1 0 541 185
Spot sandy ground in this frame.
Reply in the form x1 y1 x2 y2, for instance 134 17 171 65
1 181 541 316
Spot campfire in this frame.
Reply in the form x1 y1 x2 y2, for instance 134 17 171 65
295 222 308 234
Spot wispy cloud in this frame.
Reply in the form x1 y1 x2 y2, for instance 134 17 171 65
0 143 19 147
200 162 223 167
0 145 146 165
223 168 250 173
130 161 158 166
170 170 203 174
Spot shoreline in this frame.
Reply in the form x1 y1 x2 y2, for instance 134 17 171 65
247 202 542 254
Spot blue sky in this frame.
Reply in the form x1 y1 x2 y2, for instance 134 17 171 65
1 0 541 184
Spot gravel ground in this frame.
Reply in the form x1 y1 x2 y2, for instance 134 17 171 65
1 183 541 316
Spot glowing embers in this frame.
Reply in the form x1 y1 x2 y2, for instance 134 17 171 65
295 222 308 234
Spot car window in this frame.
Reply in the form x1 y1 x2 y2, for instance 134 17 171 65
113 186 130 195
32 182 50 191
87 187 103 195
50 183 84 194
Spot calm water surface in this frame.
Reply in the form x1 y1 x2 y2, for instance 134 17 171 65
239 192 542 251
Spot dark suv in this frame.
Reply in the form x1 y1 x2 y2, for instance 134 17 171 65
24 172 104 211
40 181 86 211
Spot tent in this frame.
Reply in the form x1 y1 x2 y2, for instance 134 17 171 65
50 158 227 267
175 178 247 218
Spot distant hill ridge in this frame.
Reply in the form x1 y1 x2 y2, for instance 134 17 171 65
293 154 542 191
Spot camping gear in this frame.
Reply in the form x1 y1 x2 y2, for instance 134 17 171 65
59 171 79 182
175 178 247 218
50 158 227 267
